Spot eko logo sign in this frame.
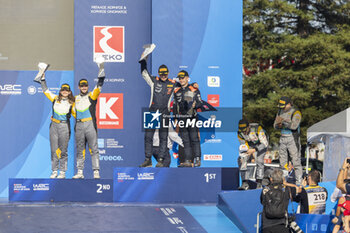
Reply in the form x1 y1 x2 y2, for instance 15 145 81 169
93 26 125 62
96 93 123 129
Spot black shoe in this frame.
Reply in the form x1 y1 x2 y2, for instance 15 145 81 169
139 158 152 167
256 179 263 189
238 181 250 190
178 160 192 167
155 158 165 167
193 157 201 167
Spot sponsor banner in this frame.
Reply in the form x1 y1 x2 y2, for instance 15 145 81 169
13 183 30 192
93 26 125 62
207 76 220 87
203 154 222 161
27 85 37 95
100 155 124 162
98 138 124 149
137 172 155 180
26 86 60 96
204 134 222 144
33 183 50 191
207 94 220 107
0 84 22 95
96 93 124 129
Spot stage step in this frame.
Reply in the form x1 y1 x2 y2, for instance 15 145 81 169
217 190 261 233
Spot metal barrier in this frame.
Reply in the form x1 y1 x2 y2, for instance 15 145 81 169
256 212 261 233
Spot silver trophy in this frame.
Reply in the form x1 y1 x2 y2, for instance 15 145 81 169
95 56 105 78
33 62 50 83
139 44 156 61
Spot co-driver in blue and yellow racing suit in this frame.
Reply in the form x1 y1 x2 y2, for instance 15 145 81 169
274 96 302 185
72 63 105 179
238 119 269 190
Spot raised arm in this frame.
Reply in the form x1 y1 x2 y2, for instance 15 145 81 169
337 157 350 193
139 59 154 87
41 77 56 102
90 85 101 101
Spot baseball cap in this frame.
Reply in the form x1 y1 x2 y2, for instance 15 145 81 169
158 65 169 76
79 79 89 87
177 70 189 79
60 83 71 91
238 119 249 131
278 96 291 108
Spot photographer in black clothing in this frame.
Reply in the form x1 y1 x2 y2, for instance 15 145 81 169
260 169 290 233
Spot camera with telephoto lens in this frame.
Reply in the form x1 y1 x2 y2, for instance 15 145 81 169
288 215 303 233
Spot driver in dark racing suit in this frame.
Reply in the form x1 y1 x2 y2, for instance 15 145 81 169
139 58 177 168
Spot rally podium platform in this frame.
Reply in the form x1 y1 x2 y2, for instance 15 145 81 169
9 167 239 203
9 179 114 202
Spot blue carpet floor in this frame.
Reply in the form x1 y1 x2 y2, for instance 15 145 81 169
0 202 241 233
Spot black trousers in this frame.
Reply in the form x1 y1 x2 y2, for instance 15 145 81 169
179 123 201 161
144 127 168 159
262 224 289 233
152 146 171 167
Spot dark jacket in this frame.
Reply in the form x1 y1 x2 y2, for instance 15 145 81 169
260 183 290 229
140 60 176 114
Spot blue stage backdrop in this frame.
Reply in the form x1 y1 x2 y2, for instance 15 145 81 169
152 0 243 167
0 71 74 197
74 0 152 178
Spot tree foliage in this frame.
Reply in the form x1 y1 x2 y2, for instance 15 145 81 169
243 0 350 147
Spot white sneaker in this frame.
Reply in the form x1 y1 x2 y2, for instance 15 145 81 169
50 171 58 179
93 170 100 179
72 170 84 179
57 171 66 179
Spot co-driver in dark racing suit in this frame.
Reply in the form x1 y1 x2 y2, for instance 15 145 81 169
173 70 203 167
237 119 268 190
72 61 105 179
